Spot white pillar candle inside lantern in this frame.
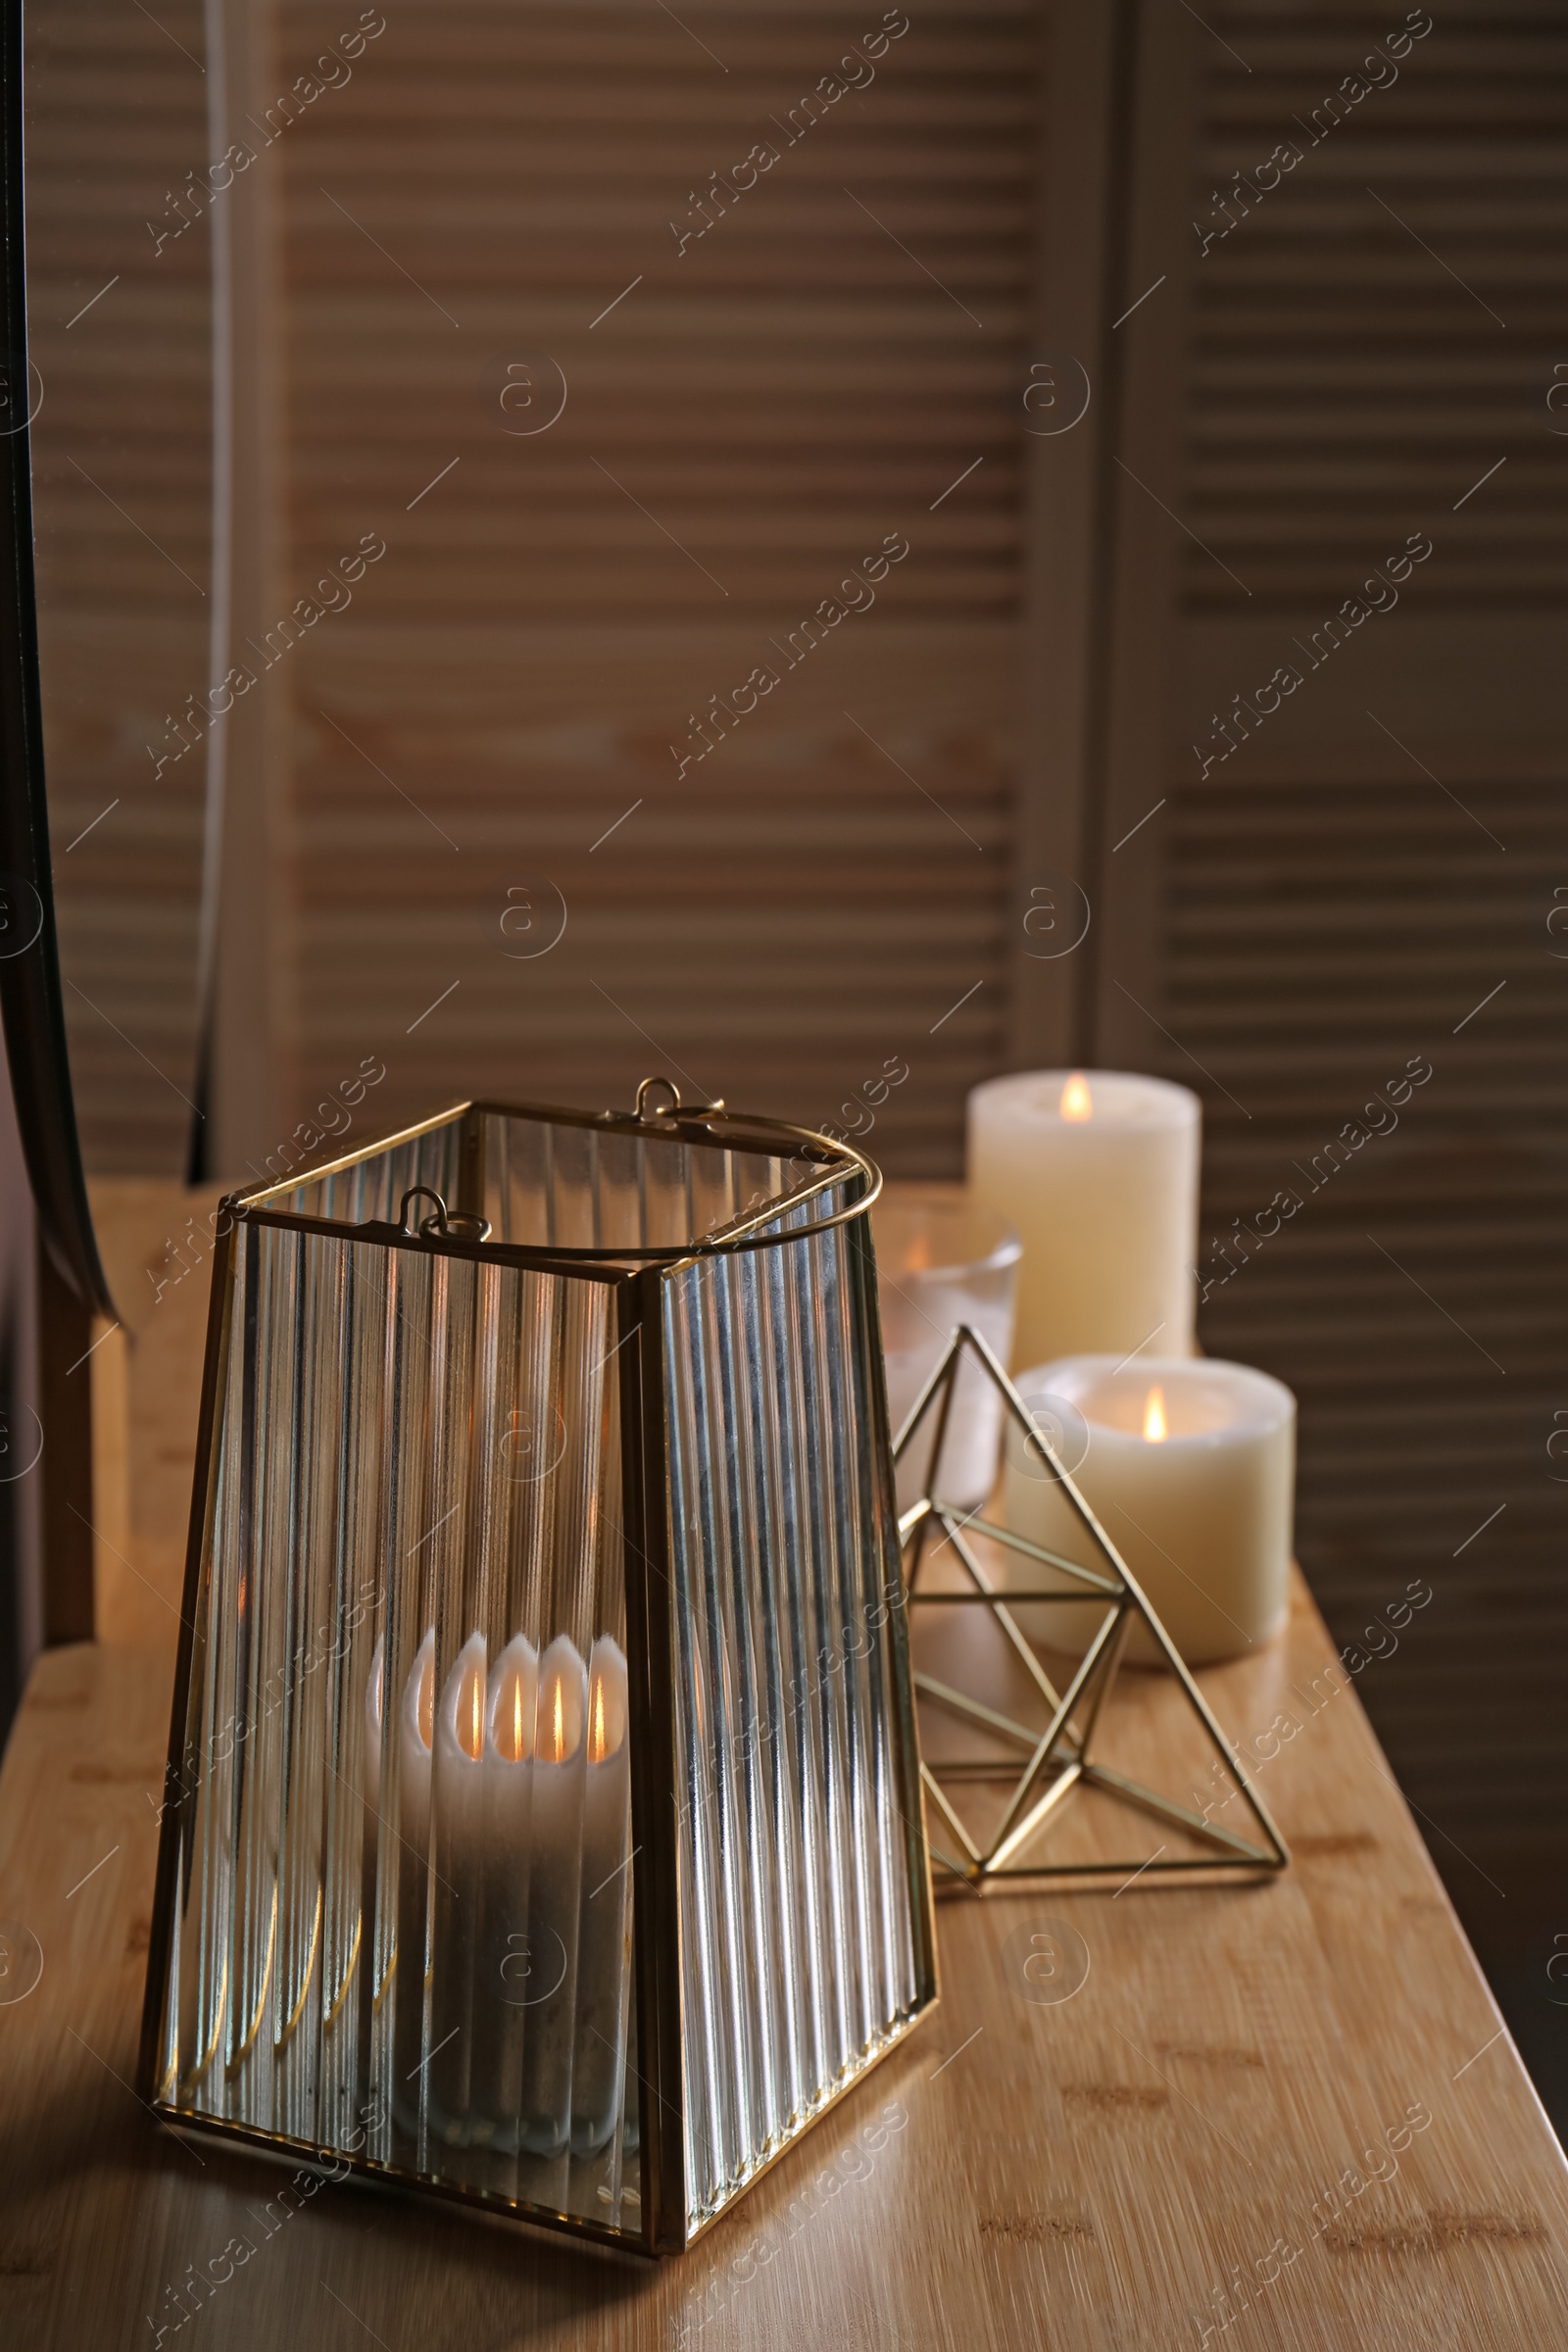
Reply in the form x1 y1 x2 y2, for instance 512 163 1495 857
475 1632 538 2152
570 1636 631 2157
392 1629 435 2136
1001 1355 1295 1667
519 1634 588 2157
429 1631 488 2143
967 1070 1201 1370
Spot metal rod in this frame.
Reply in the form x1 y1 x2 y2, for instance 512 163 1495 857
913 1673 1042 1749
1080 1763 1277 1863
935 1512 1123 1595
941 1515 1068 1714
987 1602 1124 1858
933 1856 1282 1892
989 1761 1084 1872
1074 1604 1131 1762
919 1760 983 1866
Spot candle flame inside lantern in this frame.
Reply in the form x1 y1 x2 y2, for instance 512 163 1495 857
416 1648 435 1749
493 1665 532 1764
536 1667 579 1765
1143 1385 1168 1444
590 1671 610 1765
459 1663 484 1763
1060 1071 1093 1122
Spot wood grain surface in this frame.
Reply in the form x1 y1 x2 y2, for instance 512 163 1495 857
83 1178 228 1650
3 1572 1566 2350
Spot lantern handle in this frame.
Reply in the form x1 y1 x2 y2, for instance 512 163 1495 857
634 1075 726 1121
396 1185 492 1244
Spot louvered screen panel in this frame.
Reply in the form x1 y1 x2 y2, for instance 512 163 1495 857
280 0 1038 1172
24 0 212 1172
1164 2 1568 1838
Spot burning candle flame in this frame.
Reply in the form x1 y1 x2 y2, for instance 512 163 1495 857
1143 1385 1168 1444
416 1649 434 1749
1060 1071 1093 1122
491 1667 532 1764
532 1638 586 1764
460 1664 484 1762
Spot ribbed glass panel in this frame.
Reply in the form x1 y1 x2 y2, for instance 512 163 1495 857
662 1180 919 2226
281 1123 465 1226
480 1109 808 1254
273 1108 813 1255
157 1219 641 2234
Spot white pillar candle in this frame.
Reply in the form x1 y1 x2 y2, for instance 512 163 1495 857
428 1630 488 2144
392 1628 435 2141
968 1070 1201 1369
473 1631 538 2154
1001 1356 1295 1667
518 1634 587 2158
570 1636 631 2158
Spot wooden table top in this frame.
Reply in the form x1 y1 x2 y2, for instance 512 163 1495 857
4 1571 1566 2351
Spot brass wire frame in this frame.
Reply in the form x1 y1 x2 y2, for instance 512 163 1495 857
229 1086 884 1259
137 1085 938 2258
895 1324 1290 1896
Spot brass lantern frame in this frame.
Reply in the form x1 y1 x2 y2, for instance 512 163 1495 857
138 1084 939 2257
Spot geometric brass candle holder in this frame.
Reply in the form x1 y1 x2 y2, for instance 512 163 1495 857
138 1080 937 2254
897 1324 1289 1895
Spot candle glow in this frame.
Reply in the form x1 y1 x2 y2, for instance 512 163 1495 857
538 1654 583 1766
461 1661 484 1762
491 1668 530 1764
1060 1071 1093 1121
587 1653 625 1765
416 1646 434 1749
1143 1385 1168 1444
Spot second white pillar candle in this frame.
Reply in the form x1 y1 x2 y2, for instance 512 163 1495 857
1001 1355 1295 1666
968 1070 1201 1368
